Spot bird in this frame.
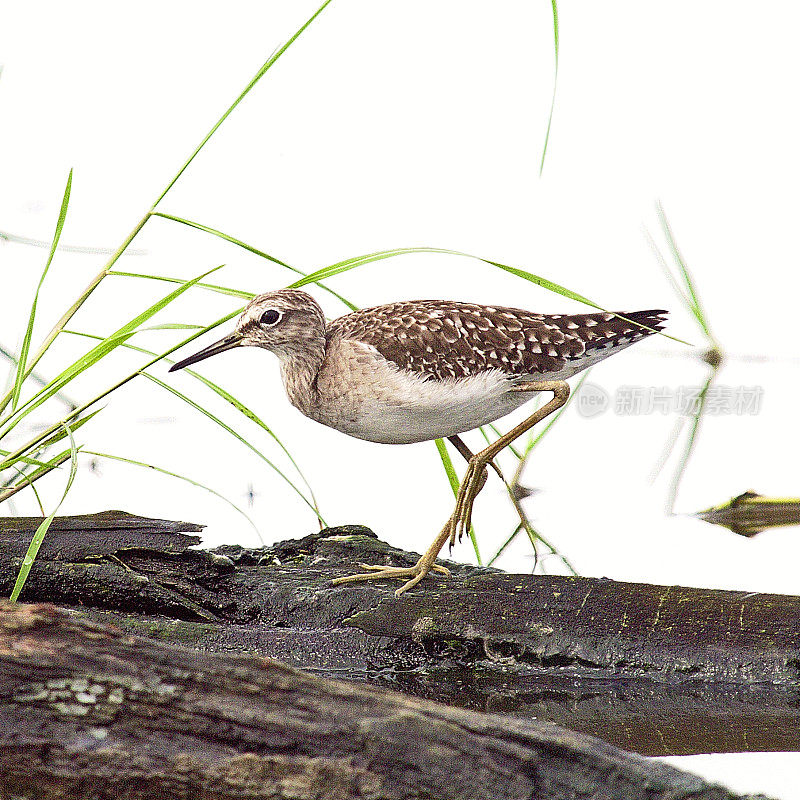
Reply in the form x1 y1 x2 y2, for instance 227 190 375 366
169 289 667 595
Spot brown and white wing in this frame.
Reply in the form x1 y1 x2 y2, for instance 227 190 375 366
328 300 667 381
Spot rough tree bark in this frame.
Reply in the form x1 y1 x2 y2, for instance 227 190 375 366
1 511 798 762
0 602 773 800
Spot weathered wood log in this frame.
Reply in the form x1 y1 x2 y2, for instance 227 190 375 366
1 511 799 757
0 602 773 800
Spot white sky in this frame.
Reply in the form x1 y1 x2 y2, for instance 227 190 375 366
2 3 799 796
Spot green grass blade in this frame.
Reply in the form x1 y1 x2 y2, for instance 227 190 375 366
480 424 524 460
0 448 72 506
539 0 559 176
291 247 688 343
83 450 262 542
33 407 104 453
11 170 73 411
109 271 254 300
644 228 695 313
656 202 713 339
434 438 460 497
487 524 523 567
0 215 150 418
176 368 322 521
153 212 293 270
9 425 79 601
649 416 686 482
152 212 358 311
0 450 53 470
0 342 77 410
0 264 226 436
4 462 48 515
145 373 323 523
290 247 601 307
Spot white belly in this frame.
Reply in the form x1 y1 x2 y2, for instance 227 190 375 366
317 358 535 444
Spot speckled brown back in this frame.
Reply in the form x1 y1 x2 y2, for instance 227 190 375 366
327 300 667 381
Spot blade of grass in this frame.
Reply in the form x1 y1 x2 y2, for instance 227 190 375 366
0 342 77 410
649 205 721 508
152 212 357 311
144 373 323 522
478 375 586 572
0 450 53 470
82 450 262 542
175 369 322 521
649 415 687 482
291 247 689 344
0 448 72 506
539 0 559 175
5 462 47 515
9 424 79 601
291 247 601 306
656 202 714 340
488 524 523 566
644 228 694 316
3 311 324 529
10 171 72 411
108 271 254 300
32 407 104 453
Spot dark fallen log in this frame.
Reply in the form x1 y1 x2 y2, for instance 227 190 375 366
1 511 799 757
0 601 773 800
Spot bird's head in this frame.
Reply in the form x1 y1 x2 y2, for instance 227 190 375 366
169 288 326 373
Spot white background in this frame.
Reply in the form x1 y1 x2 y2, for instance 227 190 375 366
2 2 799 796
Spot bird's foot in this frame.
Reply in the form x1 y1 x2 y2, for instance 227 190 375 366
331 560 450 597
447 459 489 549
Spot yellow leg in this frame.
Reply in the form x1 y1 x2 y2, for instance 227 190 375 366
331 380 570 596
449 381 570 545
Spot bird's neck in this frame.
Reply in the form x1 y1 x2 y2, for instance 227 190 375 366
278 334 327 417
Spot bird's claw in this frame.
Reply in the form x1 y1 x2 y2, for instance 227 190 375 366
331 561 450 596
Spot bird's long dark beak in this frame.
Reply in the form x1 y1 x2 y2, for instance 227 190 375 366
168 331 243 372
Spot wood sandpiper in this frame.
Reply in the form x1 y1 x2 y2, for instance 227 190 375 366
170 289 667 595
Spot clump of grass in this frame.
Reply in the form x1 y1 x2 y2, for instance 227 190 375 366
1 1 338 600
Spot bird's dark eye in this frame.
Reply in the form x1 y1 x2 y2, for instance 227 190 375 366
260 309 281 326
